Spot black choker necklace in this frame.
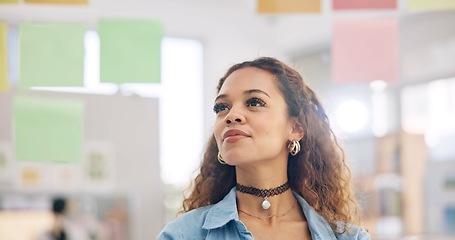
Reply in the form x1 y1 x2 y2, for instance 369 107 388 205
236 182 290 210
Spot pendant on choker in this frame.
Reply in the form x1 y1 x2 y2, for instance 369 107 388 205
236 182 290 211
261 197 271 210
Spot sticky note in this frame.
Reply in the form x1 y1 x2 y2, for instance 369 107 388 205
99 19 163 84
408 0 455 11
0 0 19 4
257 0 320 13
0 0 19 3
19 23 86 88
0 23 7 91
332 18 399 84
25 0 88 4
14 96 84 163
333 0 397 10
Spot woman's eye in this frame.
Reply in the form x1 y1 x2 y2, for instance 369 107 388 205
213 103 230 114
246 97 266 108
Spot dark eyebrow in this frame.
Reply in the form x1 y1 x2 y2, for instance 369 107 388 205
245 89 271 98
215 94 228 102
215 89 271 102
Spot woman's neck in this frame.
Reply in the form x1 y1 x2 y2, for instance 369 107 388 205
235 169 296 221
235 159 288 187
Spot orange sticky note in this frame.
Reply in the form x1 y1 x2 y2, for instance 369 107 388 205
332 18 399 84
25 0 88 4
258 0 320 13
0 23 8 91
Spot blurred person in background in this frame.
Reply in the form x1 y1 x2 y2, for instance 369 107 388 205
157 57 370 239
36 197 96 240
37 197 69 240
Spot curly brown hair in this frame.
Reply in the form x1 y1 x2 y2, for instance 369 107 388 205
182 57 360 233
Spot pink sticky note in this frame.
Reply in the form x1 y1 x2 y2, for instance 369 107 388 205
332 18 399 84
333 0 397 10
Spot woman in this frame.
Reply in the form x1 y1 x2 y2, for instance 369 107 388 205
157 57 370 239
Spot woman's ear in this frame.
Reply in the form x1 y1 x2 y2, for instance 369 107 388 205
290 118 304 141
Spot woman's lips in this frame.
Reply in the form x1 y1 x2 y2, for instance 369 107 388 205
224 135 248 143
223 129 250 143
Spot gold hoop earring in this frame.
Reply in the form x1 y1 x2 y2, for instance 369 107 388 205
288 140 300 156
217 152 226 164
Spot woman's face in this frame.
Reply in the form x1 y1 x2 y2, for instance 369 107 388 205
213 67 296 166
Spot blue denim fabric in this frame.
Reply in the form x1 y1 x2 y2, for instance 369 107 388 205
157 187 370 240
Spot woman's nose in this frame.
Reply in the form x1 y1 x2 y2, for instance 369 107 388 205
225 108 245 125
226 117 242 124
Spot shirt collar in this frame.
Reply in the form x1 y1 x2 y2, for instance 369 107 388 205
293 192 337 239
202 187 239 230
202 187 337 239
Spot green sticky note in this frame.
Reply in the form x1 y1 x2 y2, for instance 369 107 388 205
19 23 86 88
99 19 163 84
0 23 8 91
14 96 84 163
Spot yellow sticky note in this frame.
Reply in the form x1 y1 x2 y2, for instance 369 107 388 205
0 0 19 3
25 0 88 4
258 0 321 13
0 23 7 91
408 0 455 11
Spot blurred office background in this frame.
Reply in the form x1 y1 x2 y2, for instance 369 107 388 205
0 0 454 239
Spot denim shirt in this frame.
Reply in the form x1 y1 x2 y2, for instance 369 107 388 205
157 187 370 240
